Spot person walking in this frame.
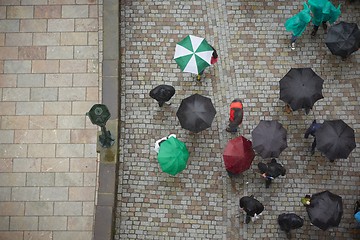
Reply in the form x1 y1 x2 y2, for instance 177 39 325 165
301 194 312 206
239 195 264 224
149 85 175 107
309 0 341 36
304 120 323 155
278 213 304 239
226 98 243 133
284 2 312 50
258 158 286 188
197 46 218 81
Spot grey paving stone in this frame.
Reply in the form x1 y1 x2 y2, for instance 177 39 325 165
25 202 54 216
39 187 68 201
54 202 82 216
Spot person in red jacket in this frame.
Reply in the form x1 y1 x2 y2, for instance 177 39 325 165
226 98 243 133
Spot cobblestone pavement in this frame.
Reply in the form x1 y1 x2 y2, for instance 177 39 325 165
117 0 360 239
0 1 101 240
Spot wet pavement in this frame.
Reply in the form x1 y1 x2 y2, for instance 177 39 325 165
116 0 360 239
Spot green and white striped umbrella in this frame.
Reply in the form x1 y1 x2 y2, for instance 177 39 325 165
173 35 214 74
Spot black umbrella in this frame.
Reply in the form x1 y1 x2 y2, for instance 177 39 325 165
325 21 360 58
307 190 343 231
280 68 324 114
315 120 356 161
251 120 287 159
149 85 175 106
176 94 216 133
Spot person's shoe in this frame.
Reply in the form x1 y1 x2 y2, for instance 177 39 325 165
285 104 292 114
226 127 237 133
197 74 201 81
322 22 328 33
311 29 317 37
291 42 295 50
310 148 315 156
245 215 251 224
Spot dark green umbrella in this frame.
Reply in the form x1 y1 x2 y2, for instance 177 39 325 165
157 137 189 176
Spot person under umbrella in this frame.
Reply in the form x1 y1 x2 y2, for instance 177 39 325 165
226 98 244 133
258 158 286 188
284 2 312 50
149 85 175 107
278 213 304 239
223 136 255 177
280 68 324 115
176 94 216 133
157 135 189 176
314 119 356 162
306 190 343 231
309 0 341 36
325 21 360 60
251 120 288 159
304 120 323 155
173 35 214 76
239 195 264 224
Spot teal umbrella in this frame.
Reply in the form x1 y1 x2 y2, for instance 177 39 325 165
173 35 213 74
157 137 189 176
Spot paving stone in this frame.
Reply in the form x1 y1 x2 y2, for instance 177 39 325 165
0 74 17 87
46 46 74 59
60 32 88 46
1 116 29 129
39 187 68 201
59 60 87 73
45 73 72 87
74 46 98 59
41 158 70 172
38 216 67 230
58 87 86 101
30 88 58 101
7 6 34 19
0 217 9 230
11 187 40 201
9 216 38 230
48 19 75 32
26 173 55 187
0 231 23 240
0 130 14 143
67 216 93 230
23 231 53 240
73 73 98 86
17 74 45 87
4 60 31 73
69 187 95 201
13 158 41 172
32 60 59 73
21 0 48 5
20 19 47 32
56 143 84 157
19 46 46 60
75 18 98 32
54 173 83 186
5 33 32 46
0 47 18 59
29 116 57 129
34 5 61 19
0 144 27 158
58 116 86 129
42 129 71 143
0 202 25 216
70 129 97 143
0 187 11 201
16 102 44 115
0 20 19 32
2 88 30 101
52 231 93 240
28 144 56 158
0 102 16 115
25 202 54 216
14 130 43 144
62 5 89 18
33 33 61 46
53 202 82 215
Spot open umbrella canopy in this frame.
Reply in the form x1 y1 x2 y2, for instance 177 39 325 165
157 136 189 176
176 94 216 133
325 21 360 58
280 68 324 113
315 119 356 161
223 136 255 174
307 190 343 231
251 120 287 159
173 35 214 74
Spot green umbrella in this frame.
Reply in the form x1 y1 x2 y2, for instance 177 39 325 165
157 136 189 176
173 35 214 74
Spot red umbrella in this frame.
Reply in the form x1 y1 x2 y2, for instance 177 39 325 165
223 136 255 174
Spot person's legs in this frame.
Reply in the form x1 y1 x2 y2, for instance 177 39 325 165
265 179 272 188
197 70 204 81
322 21 328 33
311 25 319 36
290 35 297 50
245 214 251 224
311 138 316 155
